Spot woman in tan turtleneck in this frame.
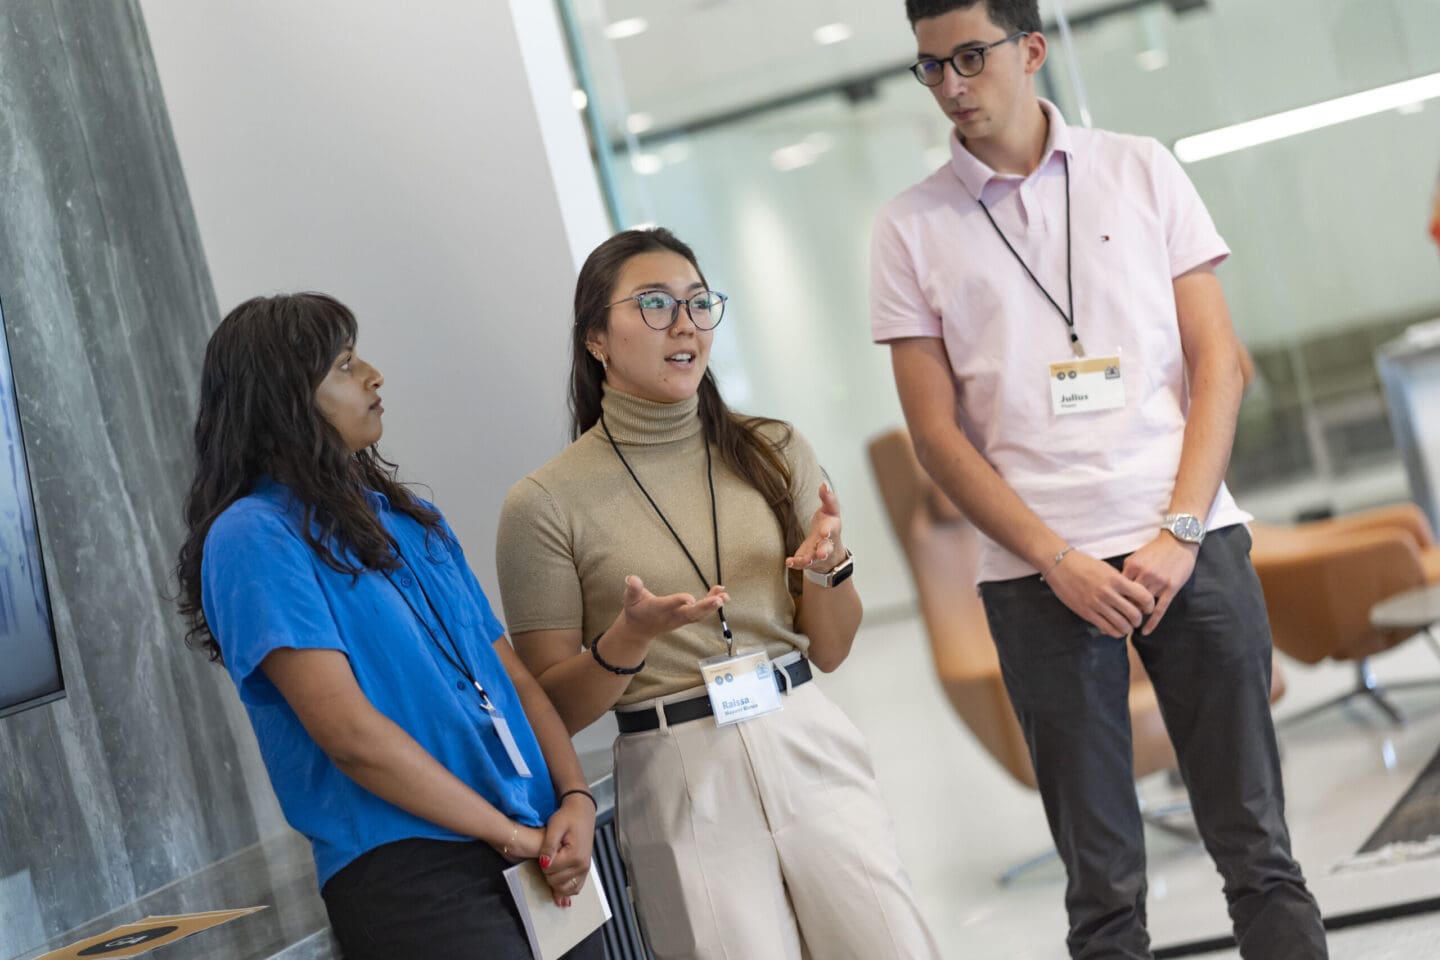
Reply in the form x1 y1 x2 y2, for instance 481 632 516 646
496 228 938 960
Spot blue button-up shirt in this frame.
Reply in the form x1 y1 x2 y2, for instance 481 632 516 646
201 478 554 888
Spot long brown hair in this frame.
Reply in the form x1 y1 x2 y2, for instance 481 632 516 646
569 228 806 595
175 293 445 662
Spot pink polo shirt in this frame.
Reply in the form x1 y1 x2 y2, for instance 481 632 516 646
871 101 1251 583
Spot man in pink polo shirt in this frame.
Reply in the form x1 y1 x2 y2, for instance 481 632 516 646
872 2 1328 957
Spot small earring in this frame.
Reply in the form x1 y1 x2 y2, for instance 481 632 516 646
593 352 608 371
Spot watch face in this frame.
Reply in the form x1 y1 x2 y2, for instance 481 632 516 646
1174 516 1204 541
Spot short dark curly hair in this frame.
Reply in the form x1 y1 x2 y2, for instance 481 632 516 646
906 0 1042 34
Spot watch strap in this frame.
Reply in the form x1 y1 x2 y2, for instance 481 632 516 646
804 549 854 588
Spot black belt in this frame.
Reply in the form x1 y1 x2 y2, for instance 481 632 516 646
616 657 813 734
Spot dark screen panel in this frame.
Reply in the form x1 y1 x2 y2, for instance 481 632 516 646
0 295 64 718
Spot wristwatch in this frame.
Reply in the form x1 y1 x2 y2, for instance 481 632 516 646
1162 513 1206 545
804 549 855 588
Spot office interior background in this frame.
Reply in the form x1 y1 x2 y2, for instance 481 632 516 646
0 0 1438 958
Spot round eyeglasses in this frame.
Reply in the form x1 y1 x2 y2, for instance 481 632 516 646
910 31 1029 87
610 289 727 331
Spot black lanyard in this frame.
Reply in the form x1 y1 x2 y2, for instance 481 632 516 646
600 413 736 656
383 550 495 711
977 152 1083 357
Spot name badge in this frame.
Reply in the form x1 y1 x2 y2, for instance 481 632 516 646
489 712 534 779
1049 354 1125 415
699 649 782 727
473 682 533 778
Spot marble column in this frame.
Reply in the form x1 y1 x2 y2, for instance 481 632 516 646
0 2 304 955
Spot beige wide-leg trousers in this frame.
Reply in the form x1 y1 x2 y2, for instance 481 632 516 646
613 669 940 960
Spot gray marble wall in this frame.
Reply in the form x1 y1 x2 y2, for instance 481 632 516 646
0 2 303 955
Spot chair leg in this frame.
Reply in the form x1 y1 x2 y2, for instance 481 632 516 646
1356 659 1405 727
994 790 1203 886
1276 658 1437 729
1361 686 1405 726
996 846 1060 886
1138 794 1200 844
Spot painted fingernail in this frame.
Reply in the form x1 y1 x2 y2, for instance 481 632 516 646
539 855 552 869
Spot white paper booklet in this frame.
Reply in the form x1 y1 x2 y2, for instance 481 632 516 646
503 859 611 960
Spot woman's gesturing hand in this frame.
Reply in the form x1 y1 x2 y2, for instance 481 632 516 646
616 575 728 639
786 483 845 573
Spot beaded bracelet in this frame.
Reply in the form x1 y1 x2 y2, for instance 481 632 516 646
591 632 644 676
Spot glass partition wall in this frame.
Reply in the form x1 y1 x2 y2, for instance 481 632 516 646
559 0 1440 612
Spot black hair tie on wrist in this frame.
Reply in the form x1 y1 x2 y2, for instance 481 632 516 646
591 632 644 676
559 788 597 810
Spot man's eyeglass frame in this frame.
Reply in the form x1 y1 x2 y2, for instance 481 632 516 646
910 31 1029 87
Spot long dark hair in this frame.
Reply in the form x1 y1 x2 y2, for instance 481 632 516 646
175 292 443 662
570 228 806 595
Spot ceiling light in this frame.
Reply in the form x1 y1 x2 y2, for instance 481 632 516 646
1175 71 1440 163
771 132 836 173
627 112 654 134
1136 49 1167 72
630 153 664 176
604 17 649 41
772 145 817 172
813 23 853 46
572 89 589 111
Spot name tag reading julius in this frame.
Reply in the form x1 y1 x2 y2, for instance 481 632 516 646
699 649 782 726
1049 355 1125 415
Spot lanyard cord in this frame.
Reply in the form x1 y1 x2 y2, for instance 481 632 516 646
382 550 493 708
600 413 736 656
976 153 1083 358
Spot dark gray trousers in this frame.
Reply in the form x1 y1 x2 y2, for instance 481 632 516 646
979 525 1327 959
322 837 606 960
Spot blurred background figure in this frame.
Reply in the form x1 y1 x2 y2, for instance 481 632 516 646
1430 166 1440 253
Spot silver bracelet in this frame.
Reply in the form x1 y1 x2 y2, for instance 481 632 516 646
1039 546 1074 583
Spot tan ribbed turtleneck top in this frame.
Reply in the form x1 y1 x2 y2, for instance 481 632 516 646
495 387 824 704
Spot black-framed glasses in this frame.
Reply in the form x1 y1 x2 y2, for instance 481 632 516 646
610 289 727 331
910 31 1029 87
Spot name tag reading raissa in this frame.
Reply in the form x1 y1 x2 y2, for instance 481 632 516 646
1049 355 1125 415
699 650 782 726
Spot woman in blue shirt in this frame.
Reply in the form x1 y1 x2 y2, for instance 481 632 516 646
175 292 603 959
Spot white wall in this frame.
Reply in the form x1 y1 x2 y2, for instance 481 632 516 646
139 0 618 748
138 0 608 603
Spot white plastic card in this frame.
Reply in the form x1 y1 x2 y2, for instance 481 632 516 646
490 712 534 778
1049 354 1125 415
699 649 782 726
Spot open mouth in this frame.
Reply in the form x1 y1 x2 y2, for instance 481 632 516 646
666 352 696 368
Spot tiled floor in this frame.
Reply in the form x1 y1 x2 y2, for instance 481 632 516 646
818 611 1440 959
